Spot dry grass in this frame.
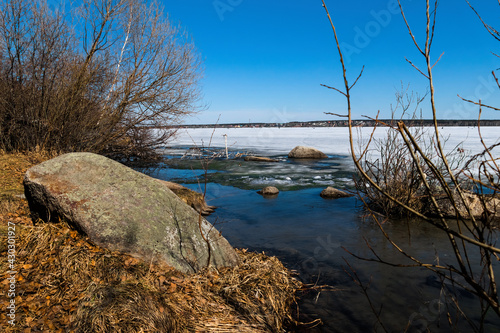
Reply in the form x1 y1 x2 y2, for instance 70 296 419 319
0 223 301 332
0 151 50 252
74 282 179 332
0 151 303 332
0 149 59 201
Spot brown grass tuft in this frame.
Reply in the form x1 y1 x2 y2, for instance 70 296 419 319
73 282 178 333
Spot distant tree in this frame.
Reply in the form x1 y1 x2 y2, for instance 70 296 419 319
0 0 203 159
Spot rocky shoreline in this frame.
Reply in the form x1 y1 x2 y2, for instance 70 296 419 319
0 152 304 332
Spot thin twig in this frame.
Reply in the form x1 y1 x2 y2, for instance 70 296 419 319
320 84 347 97
350 65 365 90
324 112 348 117
459 95 500 112
432 52 445 69
405 58 429 78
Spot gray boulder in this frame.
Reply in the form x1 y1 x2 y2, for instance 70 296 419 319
288 146 327 159
320 187 353 199
23 152 238 273
257 186 280 196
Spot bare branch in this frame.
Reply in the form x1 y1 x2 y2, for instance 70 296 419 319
428 0 439 50
397 0 425 55
320 83 347 97
432 52 445 69
405 57 429 78
459 95 500 112
349 65 365 90
360 114 396 129
324 112 348 117
342 258 390 333
467 0 500 42
356 111 381 160
493 71 500 90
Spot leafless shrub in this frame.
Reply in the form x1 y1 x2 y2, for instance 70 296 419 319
356 90 469 217
0 0 203 160
321 0 500 331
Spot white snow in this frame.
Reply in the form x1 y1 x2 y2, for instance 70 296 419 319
169 126 500 157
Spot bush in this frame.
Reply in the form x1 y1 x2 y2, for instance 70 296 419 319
356 120 468 218
0 0 203 159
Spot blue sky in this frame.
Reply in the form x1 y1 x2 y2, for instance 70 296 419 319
164 0 500 124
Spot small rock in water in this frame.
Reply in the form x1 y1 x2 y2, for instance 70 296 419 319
320 187 353 199
257 186 280 196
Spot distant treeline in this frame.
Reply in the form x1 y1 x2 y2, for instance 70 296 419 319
177 119 500 129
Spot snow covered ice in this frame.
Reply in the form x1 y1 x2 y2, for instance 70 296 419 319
170 126 500 157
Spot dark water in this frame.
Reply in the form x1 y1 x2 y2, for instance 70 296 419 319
142 147 500 333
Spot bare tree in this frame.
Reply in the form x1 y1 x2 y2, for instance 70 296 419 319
0 0 74 151
321 0 500 331
0 0 203 159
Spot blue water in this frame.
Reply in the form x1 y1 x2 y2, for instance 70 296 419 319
142 147 500 333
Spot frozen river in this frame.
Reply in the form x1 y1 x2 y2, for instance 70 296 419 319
170 126 500 157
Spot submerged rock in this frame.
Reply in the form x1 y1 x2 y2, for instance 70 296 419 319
243 156 279 162
257 186 280 196
23 152 239 273
320 187 353 199
288 146 327 159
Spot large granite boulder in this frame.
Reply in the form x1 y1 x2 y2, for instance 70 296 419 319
23 152 239 273
288 146 327 159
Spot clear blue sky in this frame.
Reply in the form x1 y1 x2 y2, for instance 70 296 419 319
163 0 500 124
